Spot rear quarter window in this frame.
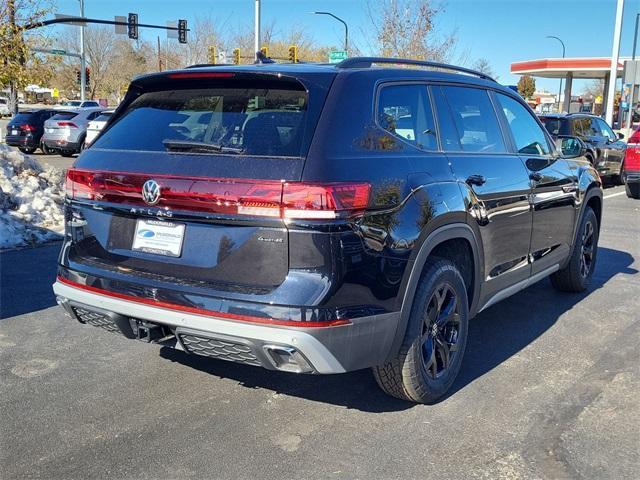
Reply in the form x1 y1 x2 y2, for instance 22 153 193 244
376 84 437 151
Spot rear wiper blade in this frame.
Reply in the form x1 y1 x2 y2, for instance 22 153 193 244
162 139 243 154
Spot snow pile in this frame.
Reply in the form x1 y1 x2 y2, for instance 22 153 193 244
0 144 65 249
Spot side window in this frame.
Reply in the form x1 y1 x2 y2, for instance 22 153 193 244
87 111 101 120
377 84 437 151
431 86 461 151
441 86 506 153
580 117 598 137
496 93 551 155
596 118 616 141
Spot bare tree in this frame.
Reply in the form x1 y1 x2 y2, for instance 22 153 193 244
472 58 498 79
0 0 53 113
366 0 457 62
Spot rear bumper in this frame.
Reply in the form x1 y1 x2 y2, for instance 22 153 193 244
42 135 82 151
5 135 37 148
52 280 400 374
624 171 640 184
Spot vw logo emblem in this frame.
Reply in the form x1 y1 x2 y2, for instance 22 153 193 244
141 179 161 206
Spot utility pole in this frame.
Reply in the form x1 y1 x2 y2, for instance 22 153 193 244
79 0 86 100
605 0 624 126
8 0 19 115
546 36 565 113
627 13 639 132
157 36 162 71
254 0 261 61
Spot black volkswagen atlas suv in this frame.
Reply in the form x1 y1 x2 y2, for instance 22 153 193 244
53 57 603 403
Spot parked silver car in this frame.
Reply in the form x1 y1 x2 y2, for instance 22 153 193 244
42 108 103 157
85 110 114 146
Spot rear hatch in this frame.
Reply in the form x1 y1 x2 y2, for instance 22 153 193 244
44 111 79 141
7 112 37 139
66 70 337 292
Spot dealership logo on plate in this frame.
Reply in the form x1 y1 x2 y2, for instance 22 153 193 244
141 179 161 206
137 229 155 238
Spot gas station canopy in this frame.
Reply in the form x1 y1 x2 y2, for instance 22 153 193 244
511 57 625 79
510 57 629 115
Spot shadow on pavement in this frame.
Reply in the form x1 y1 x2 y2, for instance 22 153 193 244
161 247 636 412
0 242 61 319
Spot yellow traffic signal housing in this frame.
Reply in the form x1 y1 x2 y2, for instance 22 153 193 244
208 46 216 64
288 45 298 63
260 46 268 58
233 48 241 65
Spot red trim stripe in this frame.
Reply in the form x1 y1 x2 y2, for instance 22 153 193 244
57 276 350 328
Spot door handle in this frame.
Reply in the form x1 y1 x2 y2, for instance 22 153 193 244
529 172 543 182
465 174 486 187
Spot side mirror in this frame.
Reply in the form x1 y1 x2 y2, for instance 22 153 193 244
617 132 625 140
555 135 586 159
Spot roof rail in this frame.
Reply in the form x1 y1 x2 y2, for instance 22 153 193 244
336 57 496 82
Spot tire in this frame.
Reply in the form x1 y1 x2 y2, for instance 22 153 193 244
626 182 640 199
18 147 36 154
373 258 469 404
60 150 75 157
551 206 599 292
40 143 54 155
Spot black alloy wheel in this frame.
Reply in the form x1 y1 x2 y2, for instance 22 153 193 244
579 218 595 279
421 282 461 379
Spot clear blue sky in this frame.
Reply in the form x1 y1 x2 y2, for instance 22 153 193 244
53 0 640 92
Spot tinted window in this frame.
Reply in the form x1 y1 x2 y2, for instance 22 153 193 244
95 112 112 122
51 112 78 121
86 111 102 120
441 86 506 153
431 86 461 151
11 113 36 123
596 118 616 141
92 85 310 157
377 84 437 150
573 117 597 137
496 93 550 155
540 117 562 136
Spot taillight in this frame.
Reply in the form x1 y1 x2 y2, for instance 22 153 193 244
625 129 640 170
282 183 370 219
57 121 78 128
22 124 35 132
65 169 370 219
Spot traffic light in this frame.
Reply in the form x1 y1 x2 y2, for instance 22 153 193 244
75 70 80 84
288 45 298 63
127 13 138 40
85 67 91 87
208 45 216 64
178 19 187 44
260 46 268 58
233 48 240 65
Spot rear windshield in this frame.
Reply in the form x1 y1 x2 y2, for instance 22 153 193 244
94 112 112 122
92 85 310 157
51 112 78 121
539 117 561 136
11 113 35 122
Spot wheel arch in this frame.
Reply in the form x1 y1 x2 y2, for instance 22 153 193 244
385 223 482 362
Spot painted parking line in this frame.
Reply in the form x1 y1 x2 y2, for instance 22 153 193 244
603 191 626 199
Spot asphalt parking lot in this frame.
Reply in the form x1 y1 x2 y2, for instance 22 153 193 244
0 186 638 479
